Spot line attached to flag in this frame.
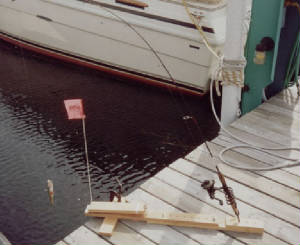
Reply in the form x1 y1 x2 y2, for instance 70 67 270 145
64 99 93 202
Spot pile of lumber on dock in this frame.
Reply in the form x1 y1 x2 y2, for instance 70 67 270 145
85 200 264 236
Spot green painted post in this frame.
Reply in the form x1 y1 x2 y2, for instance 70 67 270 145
242 0 285 114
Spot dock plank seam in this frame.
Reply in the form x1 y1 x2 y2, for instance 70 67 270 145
83 224 115 245
119 221 160 245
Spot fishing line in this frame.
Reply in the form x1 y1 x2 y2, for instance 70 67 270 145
82 117 93 202
88 0 214 155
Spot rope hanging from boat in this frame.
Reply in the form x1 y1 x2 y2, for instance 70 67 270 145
182 0 246 92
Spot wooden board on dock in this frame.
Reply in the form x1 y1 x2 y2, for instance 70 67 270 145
86 201 145 215
85 201 264 235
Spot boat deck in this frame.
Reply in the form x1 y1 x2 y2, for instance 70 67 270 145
57 86 300 245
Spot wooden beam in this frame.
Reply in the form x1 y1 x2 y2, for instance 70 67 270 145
85 202 264 235
87 201 145 215
146 211 220 229
97 197 129 236
98 217 119 236
85 211 145 221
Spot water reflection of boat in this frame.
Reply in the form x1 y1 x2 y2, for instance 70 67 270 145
0 0 226 95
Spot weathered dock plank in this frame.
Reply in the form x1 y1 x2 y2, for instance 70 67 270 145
63 226 111 245
86 218 156 245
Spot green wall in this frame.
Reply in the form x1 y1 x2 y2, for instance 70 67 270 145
242 0 285 114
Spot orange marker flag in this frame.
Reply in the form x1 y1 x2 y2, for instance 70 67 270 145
64 99 86 120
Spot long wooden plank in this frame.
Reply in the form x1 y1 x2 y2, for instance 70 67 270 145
147 211 264 234
168 159 300 227
87 201 145 214
145 211 220 229
63 226 111 245
139 177 289 245
86 211 145 221
151 167 300 245
87 209 264 234
86 218 156 245
127 188 245 245
218 126 300 177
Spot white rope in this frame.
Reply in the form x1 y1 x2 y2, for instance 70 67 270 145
182 0 300 171
210 78 300 171
82 118 93 202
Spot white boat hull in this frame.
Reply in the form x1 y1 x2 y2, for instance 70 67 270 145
0 0 226 95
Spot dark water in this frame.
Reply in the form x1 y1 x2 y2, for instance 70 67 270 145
0 39 219 245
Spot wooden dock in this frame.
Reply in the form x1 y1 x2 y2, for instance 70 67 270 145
57 86 300 245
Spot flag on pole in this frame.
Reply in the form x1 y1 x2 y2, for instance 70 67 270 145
63 98 92 201
64 99 86 120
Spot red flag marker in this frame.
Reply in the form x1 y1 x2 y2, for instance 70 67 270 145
63 98 93 202
64 99 86 120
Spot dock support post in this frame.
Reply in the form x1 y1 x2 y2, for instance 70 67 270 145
220 0 252 126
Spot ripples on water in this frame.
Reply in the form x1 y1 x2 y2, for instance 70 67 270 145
0 40 219 244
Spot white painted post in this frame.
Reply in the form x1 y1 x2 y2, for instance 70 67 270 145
221 0 252 126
